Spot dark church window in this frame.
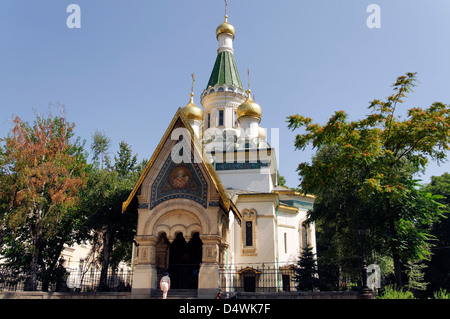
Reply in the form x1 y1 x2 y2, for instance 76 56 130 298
245 221 253 247
218 110 224 126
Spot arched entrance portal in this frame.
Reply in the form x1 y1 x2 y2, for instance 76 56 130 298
158 232 203 289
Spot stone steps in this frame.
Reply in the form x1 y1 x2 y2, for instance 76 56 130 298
151 289 198 299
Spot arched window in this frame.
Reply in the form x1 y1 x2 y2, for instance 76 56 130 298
218 110 224 126
241 209 257 256
300 222 309 250
245 221 253 247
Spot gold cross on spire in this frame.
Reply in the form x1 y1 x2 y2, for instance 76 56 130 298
224 0 228 21
247 68 251 92
191 73 195 96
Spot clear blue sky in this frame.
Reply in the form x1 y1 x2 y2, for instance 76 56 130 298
1 0 449 188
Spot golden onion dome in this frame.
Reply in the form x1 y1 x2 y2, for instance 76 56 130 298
216 16 235 39
237 90 262 122
237 90 262 123
182 93 203 121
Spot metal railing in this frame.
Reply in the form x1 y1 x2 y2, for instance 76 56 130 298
218 262 364 293
1 263 365 293
0 266 133 293
219 263 297 293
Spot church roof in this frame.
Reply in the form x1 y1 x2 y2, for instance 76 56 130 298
271 186 316 199
206 51 243 90
271 185 292 192
226 188 278 205
122 108 241 223
226 188 272 197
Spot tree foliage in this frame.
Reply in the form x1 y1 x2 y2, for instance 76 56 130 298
106 140 138 178
0 111 143 292
0 113 87 290
422 173 450 295
293 246 321 291
91 130 110 170
287 73 450 287
78 139 141 290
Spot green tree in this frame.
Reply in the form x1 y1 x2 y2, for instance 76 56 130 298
422 173 450 295
0 113 87 290
0 144 9 246
293 246 321 291
91 130 110 170
79 138 141 291
78 169 137 291
287 73 450 287
106 140 138 178
277 172 287 187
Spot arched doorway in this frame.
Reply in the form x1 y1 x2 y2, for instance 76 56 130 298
168 232 203 289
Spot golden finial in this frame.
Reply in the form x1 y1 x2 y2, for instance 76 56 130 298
247 68 251 94
182 72 203 121
190 73 195 97
224 0 228 21
237 67 261 122
216 0 235 39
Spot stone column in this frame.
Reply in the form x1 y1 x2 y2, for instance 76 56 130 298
131 236 158 299
198 235 220 298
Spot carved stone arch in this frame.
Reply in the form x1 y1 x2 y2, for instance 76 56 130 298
155 225 171 239
144 199 210 239
187 224 202 239
169 224 192 241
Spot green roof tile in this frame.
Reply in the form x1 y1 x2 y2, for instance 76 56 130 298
206 51 243 90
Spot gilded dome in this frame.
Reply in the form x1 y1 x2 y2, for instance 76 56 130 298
182 93 203 121
237 90 262 122
216 16 235 39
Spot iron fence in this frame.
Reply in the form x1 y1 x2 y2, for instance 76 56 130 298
219 263 298 293
219 262 364 293
1 262 367 294
0 266 133 293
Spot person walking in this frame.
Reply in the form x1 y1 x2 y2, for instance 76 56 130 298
160 272 171 299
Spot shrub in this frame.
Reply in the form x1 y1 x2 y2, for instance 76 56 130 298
432 289 450 299
378 285 416 299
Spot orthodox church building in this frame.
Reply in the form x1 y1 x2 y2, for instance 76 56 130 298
122 12 317 299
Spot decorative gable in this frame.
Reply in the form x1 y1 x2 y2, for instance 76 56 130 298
150 156 208 209
122 108 242 224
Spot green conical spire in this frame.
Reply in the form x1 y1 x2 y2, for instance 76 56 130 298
206 51 243 90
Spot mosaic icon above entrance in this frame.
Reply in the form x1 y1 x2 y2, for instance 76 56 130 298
168 165 192 189
150 157 208 209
